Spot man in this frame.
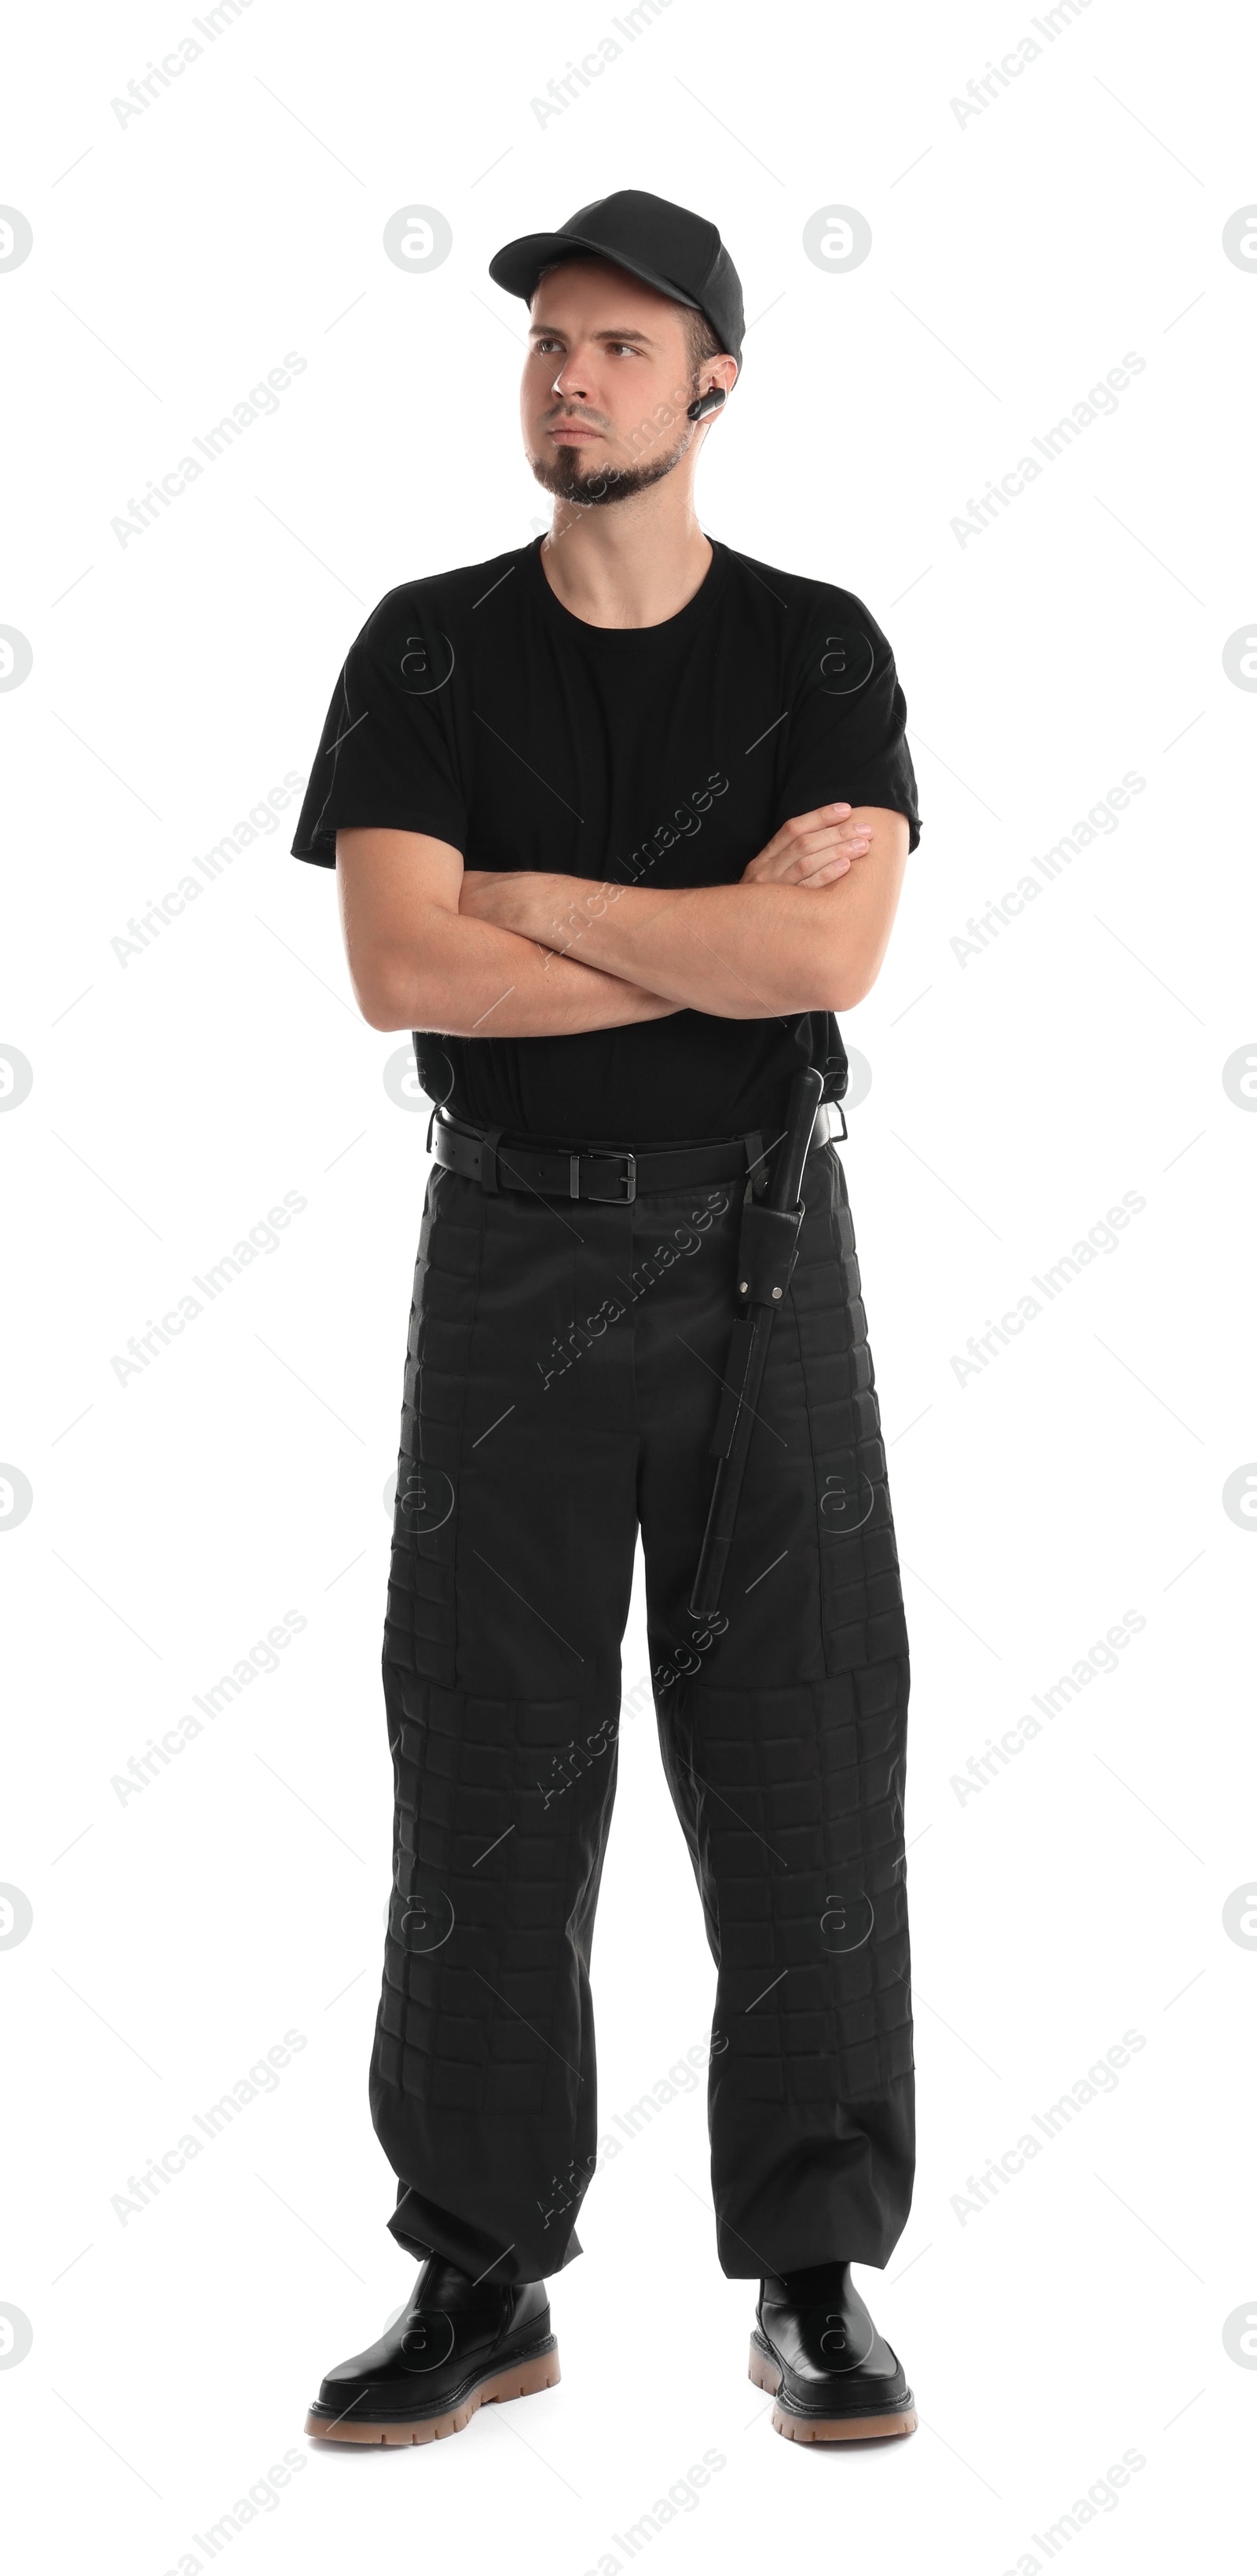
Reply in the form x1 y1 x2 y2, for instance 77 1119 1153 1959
291 190 922 2450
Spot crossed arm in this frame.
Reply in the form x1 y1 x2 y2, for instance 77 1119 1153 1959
335 803 910 1036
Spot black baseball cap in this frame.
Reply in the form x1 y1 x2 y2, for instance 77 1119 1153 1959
488 189 745 375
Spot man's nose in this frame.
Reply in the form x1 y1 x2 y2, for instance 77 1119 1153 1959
551 356 590 401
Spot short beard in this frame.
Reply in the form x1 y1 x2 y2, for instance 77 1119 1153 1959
529 415 696 509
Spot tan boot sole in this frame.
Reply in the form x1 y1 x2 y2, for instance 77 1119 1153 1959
749 2340 917 2442
306 2346 560 2445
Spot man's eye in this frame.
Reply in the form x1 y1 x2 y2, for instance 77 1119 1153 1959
532 339 639 357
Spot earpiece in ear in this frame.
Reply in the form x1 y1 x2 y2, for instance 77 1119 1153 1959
686 386 727 423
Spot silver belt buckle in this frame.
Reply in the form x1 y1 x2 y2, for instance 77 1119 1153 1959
571 1148 637 1203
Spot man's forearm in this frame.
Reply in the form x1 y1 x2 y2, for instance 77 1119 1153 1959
363 906 680 1038
464 873 848 1017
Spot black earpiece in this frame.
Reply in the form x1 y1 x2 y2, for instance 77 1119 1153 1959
686 385 727 423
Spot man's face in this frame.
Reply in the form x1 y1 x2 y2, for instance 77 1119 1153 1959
521 257 722 507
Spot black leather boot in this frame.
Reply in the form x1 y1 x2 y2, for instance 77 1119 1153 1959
749 2260 916 2442
305 2254 559 2446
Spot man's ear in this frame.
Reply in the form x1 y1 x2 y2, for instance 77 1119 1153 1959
690 353 739 424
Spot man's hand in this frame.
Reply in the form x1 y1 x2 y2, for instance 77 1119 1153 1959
741 803 873 888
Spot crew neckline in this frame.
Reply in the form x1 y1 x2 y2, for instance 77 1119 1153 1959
522 530 729 646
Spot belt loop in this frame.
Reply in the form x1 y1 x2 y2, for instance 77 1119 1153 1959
424 1103 437 1155
479 1124 503 1194
742 1129 766 1198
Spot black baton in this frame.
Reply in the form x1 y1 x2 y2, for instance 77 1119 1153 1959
687 1066 825 1619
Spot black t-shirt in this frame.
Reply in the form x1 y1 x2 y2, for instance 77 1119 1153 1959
290 533 922 1145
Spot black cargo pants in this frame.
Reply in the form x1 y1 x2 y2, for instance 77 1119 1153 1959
372 1123 914 2285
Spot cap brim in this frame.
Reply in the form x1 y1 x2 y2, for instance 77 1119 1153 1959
488 230 702 313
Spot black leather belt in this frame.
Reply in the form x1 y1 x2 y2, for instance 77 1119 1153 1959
427 1106 842 1202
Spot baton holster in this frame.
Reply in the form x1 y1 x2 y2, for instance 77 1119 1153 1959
705 1197 804 1459
689 1065 826 1619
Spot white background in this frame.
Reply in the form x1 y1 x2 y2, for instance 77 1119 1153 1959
2 1 1255 2569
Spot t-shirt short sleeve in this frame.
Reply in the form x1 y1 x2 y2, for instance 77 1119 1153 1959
777 592 922 852
289 587 469 866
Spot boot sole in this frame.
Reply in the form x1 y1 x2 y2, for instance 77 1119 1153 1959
305 2343 560 2445
749 2338 917 2442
